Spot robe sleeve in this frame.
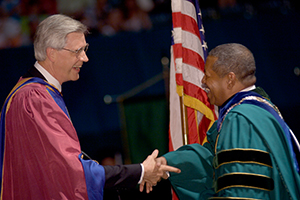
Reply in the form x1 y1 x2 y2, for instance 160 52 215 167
164 143 215 200
79 155 105 200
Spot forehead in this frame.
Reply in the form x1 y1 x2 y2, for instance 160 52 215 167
65 32 86 46
205 56 218 73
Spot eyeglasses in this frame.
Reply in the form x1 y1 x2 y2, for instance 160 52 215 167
62 43 89 57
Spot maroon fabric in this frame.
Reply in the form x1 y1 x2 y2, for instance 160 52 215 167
2 79 88 199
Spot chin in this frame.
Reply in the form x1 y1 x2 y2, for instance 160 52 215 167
208 98 216 106
72 75 80 81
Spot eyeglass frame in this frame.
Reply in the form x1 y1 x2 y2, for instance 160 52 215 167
62 43 89 57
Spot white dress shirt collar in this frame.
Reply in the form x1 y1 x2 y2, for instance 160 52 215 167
240 85 256 92
34 61 62 92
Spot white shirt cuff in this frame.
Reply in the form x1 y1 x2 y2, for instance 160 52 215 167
138 163 145 184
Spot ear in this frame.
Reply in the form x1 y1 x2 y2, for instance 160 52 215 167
46 47 56 62
227 72 236 89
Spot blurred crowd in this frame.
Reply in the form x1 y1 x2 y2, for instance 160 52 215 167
0 0 168 49
0 0 297 50
1 0 55 49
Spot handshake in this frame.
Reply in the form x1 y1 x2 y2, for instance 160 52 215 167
139 149 181 193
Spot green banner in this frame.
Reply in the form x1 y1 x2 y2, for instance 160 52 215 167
123 96 169 164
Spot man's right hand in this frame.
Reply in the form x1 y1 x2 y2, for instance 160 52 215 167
139 150 181 193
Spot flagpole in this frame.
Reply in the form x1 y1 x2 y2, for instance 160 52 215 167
180 96 189 145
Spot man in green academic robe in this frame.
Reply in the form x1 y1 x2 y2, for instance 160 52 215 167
157 43 300 200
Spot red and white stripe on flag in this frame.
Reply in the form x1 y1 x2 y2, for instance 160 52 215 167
169 1 218 198
169 0 218 152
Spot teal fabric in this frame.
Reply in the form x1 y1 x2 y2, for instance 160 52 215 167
164 143 215 200
216 104 300 199
164 95 300 199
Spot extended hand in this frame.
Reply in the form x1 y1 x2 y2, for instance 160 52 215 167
139 150 181 193
155 156 170 179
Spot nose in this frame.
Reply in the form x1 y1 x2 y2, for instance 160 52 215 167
79 51 89 62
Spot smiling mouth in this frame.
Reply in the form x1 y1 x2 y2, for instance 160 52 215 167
73 66 82 71
204 87 210 93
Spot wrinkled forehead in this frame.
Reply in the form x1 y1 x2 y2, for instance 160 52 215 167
205 56 218 71
65 32 86 46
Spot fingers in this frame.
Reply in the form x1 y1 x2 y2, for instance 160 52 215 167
139 180 154 193
155 156 167 166
139 150 181 194
159 165 181 174
139 180 145 192
146 182 153 193
150 149 159 159
162 171 170 179
142 149 159 175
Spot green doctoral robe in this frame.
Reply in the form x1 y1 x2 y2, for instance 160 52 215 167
164 89 300 200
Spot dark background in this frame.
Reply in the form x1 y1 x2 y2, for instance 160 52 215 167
1 0 300 199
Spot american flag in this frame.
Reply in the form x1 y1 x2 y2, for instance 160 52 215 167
169 0 217 154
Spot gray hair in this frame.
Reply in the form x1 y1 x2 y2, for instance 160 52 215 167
209 43 256 86
34 14 88 61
